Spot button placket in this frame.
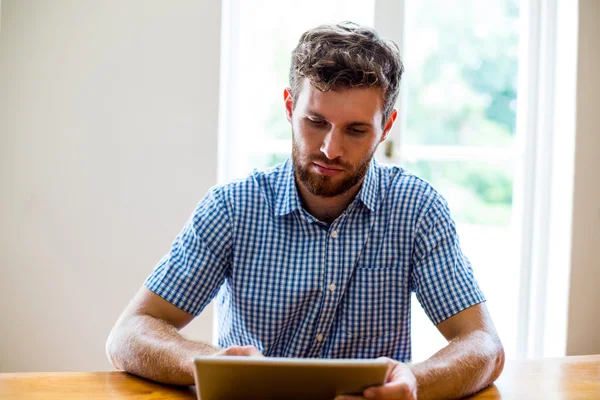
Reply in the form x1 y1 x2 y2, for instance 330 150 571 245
326 227 338 298
313 217 349 354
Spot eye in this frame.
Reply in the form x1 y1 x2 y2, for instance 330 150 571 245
349 127 367 134
307 118 327 127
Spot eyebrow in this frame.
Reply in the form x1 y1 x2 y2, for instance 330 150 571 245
306 111 374 128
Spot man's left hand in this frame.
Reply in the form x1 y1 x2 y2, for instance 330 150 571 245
335 357 417 400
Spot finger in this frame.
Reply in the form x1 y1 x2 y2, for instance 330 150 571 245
215 346 244 356
242 345 264 357
334 395 365 400
213 347 230 356
375 356 398 383
365 380 415 399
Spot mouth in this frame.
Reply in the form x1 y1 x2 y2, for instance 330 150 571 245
312 161 343 176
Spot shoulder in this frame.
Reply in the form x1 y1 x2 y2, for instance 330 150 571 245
377 161 447 217
208 160 290 213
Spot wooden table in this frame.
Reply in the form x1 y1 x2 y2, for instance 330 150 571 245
1 355 599 399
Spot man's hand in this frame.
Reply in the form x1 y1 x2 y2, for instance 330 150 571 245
214 345 264 357
335 358 417 400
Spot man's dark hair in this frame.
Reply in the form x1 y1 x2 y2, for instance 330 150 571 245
290 21 404 128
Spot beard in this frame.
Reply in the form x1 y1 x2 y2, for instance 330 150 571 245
292 132 375 198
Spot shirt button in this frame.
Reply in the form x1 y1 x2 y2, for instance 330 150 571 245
328 283 336 292
331 230 338 238
316 334 324 342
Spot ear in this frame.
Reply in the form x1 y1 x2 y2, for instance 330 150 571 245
284 88 293 123
380 109 397 143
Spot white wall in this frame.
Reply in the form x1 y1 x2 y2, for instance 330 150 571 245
0 0 220 372
566 0 600 356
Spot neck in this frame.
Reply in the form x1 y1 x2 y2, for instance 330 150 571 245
295 178 364 224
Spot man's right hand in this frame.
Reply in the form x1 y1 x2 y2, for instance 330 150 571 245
215 345 264 357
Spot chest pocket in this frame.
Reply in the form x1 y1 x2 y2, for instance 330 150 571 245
338 266 408 339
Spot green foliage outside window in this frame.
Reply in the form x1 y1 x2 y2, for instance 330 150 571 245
259 0 519 226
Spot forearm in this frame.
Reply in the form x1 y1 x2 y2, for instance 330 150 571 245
409 330 505 400
106 314 219 385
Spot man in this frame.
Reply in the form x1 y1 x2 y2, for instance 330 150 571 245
106 22 504 399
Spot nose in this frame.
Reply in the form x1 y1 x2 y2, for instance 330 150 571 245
320 129 344 160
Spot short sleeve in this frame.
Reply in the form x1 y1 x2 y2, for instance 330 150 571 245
144 186 232 316
411 193 486 325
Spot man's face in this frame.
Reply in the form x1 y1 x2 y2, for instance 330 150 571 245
285 78 395 197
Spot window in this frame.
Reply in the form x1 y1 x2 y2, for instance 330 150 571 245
219 0 375 182
219 0 566 361
396 0 521 362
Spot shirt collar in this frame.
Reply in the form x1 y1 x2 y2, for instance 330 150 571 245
274 159 302 216
274 157 380 217
355 158 379 212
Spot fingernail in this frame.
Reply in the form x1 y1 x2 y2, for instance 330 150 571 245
364 389 376 398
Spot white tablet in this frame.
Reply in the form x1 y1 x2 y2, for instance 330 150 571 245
193 356 389 400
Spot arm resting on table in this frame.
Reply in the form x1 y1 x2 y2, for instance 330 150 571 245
410 303 505 400
106 286 219 386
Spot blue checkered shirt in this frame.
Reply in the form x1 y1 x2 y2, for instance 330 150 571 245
145 158 485 361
